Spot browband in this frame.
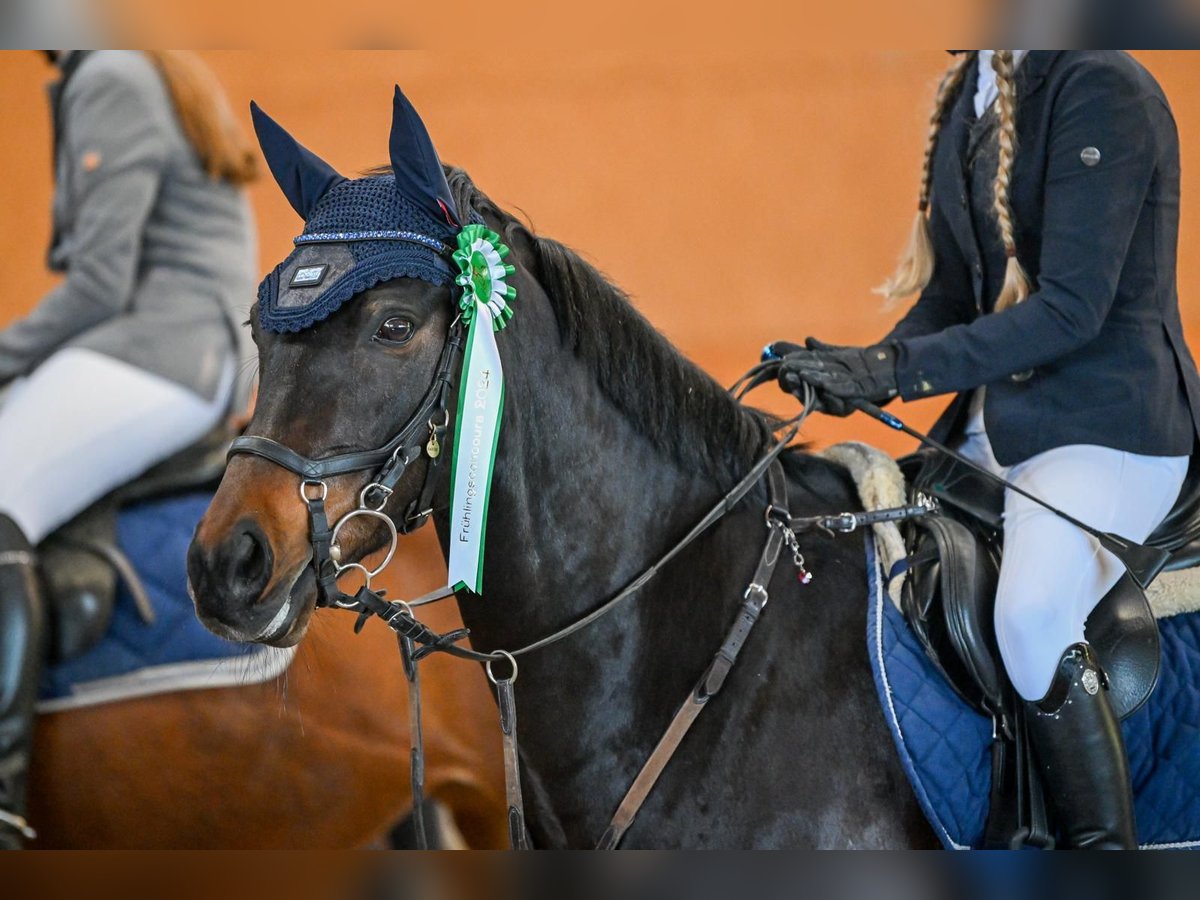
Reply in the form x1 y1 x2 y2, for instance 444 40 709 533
293 230 451 256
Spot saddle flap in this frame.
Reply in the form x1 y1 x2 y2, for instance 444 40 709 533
1085 573 1161 720
37 426 233 663
902 511 1160 723
901 513 1005 716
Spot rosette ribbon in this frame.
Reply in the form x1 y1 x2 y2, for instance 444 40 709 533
447 225 517 594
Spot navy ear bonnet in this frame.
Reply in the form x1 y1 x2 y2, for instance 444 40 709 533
252 88 464 333
256 177 458 333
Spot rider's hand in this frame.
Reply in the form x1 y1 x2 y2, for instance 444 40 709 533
772 339 900 417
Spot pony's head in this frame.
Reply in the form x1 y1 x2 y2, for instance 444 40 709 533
187 88 472 645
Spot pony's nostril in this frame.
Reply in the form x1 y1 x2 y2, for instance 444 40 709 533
227 521 273 600
235 531 264 578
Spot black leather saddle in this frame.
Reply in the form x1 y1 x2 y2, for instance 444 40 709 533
38 426 232 664
898 447 1200 726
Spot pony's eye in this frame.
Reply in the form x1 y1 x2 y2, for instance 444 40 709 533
375 317 415 345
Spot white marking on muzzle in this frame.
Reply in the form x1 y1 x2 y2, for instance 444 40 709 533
252 563 309 641
255 593 296 642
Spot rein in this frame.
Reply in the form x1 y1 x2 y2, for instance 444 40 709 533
230 330 932 848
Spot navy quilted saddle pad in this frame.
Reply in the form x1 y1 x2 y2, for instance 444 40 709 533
38 492 286 712
866 534 1200 850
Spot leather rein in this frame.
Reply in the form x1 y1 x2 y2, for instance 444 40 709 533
228 327 933 849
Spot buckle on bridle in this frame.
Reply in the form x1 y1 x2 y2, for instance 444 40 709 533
361 482 393 511
764 504 791 528
300 480 328 503
827 513 858 533
743 583 769 604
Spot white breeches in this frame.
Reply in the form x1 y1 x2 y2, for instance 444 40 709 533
0 347 232 544
956 427 1189 702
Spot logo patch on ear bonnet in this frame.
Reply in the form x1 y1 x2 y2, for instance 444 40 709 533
289 264 329 288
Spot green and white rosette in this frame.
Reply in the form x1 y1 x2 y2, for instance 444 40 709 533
447 225 517 595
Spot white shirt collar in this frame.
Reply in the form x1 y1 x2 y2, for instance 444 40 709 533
974 51 1029 119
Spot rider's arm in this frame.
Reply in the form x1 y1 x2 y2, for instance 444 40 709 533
889 57 1158 401
0 57 168 384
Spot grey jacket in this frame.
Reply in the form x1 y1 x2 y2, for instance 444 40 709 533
0 51 257 404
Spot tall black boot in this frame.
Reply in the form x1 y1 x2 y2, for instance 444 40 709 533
1023 642 1136 850
0 514 43 849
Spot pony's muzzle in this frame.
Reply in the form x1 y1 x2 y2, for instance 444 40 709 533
187 518 275 630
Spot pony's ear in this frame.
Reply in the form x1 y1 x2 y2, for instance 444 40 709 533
389 86 459 227
250 101 345 219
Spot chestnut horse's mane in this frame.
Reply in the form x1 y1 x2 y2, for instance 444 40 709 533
437 166 781 489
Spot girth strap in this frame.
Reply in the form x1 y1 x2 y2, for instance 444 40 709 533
596 461 789 850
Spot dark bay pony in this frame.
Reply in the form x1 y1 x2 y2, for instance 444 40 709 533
189 153 936 847
28 535 506 849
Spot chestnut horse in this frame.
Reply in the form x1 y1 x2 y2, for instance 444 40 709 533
27 529 505 849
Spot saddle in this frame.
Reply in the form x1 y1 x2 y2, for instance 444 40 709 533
896 447 1200 848
38 426 232 663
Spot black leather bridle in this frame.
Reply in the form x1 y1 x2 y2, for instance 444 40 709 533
228 317 466 610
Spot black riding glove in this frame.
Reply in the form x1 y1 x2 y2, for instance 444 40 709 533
770 337 899 417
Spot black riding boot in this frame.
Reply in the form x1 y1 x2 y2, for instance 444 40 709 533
0 514 43 849
1023 642 1136 850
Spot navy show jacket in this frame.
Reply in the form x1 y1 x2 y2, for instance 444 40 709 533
884 50 1200 467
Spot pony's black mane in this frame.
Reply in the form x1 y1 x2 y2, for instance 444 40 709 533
442 166 779 488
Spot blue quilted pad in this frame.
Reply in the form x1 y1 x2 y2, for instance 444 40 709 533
39 492 274 710
866 534 1200 850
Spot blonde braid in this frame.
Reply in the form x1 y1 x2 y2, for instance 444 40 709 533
991 50 1033 311
876 52 975 305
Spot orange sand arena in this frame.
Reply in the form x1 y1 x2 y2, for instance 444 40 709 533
6 51 1200 456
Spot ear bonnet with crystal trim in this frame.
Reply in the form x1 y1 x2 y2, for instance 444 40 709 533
253 86 463 333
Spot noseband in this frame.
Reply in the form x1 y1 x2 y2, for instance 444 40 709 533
228 318 466 609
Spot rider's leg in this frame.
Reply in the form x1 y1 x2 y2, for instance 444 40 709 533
994 444 1188 849
0 347 231 848
0 515 43 849
0 347 232 543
